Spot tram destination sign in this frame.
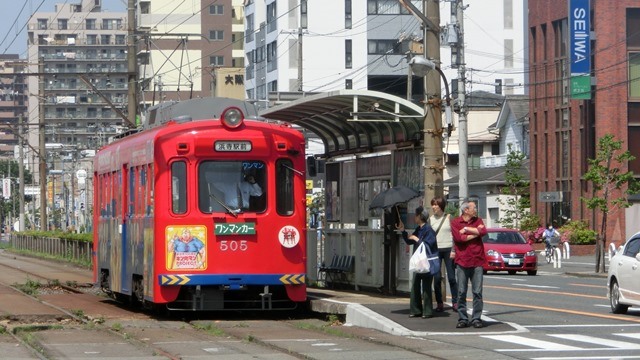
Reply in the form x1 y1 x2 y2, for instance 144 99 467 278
215 222 256 235
215 141 252 152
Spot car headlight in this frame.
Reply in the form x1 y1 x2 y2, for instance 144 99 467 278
526 250 536 257
487 249 500 257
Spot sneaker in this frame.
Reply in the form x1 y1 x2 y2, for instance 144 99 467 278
456 320 468 328
472 320 483 328
409 314 421 318
435 303 444 312
452 303 458 312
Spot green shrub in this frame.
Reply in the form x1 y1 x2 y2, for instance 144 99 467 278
558 220 597 245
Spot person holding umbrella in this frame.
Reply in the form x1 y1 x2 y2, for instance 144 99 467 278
396 206 438 319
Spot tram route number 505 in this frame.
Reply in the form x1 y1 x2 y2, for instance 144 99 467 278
219 240 248 252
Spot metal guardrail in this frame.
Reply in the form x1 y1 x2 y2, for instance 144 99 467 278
9 234 92 265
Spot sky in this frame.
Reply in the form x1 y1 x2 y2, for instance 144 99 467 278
0 0 126 57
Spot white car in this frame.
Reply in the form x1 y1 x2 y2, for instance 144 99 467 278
607 234 640 314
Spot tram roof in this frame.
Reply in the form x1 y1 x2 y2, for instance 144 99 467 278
259 90 425 158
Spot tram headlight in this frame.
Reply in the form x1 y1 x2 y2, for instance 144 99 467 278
221 107 244 128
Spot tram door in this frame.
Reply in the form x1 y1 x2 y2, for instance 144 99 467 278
120 164 131 293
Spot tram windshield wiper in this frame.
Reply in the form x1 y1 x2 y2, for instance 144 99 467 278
281 163 303 176
208 184 240 217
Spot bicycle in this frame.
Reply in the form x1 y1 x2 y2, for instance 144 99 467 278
544 236 561 264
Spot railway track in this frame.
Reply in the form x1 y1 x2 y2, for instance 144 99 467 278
0 250 429 360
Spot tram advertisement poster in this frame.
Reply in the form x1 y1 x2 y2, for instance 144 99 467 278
166 225 207 270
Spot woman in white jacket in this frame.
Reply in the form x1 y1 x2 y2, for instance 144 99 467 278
430 197 458 312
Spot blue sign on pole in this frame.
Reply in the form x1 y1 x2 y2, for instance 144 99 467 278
569 0 591 99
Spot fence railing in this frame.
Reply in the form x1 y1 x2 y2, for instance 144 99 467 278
9 234 92 265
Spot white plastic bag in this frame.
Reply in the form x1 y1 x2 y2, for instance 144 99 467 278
409 243 430 273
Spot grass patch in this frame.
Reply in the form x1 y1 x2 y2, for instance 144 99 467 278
14 324 63 358
3 247 91 269
111 323 123 332
292 316 351 338
14 279 41 296
193 322 226 337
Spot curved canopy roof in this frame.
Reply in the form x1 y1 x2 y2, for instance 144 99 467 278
260 90 425 157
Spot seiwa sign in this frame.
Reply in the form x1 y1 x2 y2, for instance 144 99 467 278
569 0 591 99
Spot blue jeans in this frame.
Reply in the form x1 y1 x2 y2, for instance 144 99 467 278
434 248 458 304
455 265 483 323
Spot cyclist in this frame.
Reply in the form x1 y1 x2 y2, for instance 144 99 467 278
542 223 560 254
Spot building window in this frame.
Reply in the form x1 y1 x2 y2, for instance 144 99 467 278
115 35 125 45
553 19 568 58
504 39 514 68
209 30 224 41
209 4 223 15
86 19 96 30
37 19 47 30
101 35 111 45
87 35 97 45
345 39 352 68
627 9 640 47
210 56 224 66
267 2 277 33
368 40 400 55
345 0 352 29
628 104 640 172
246 14 254 43
140 1 150 14
268 80 277 92
629 53 640 98
346 79 353 89
267 41 277 72
367 0 408 15
58 19 68 30
301 0 308 29
503 0 513 30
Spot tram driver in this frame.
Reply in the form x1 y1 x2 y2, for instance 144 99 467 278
209 173 263 210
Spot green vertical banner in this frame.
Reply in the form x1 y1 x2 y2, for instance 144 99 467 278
569 0 591 99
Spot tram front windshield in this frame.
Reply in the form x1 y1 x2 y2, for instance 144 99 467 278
199 160 266 213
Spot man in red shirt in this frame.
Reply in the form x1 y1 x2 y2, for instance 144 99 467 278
451 201 487 329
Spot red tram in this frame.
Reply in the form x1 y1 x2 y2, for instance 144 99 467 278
93 98 307 310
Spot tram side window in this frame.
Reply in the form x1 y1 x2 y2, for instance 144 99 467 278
276 159 294 215
171 161 187 214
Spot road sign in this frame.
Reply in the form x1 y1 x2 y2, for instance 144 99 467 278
539 191 563 202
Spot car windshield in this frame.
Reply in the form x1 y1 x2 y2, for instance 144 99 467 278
482 231 527 245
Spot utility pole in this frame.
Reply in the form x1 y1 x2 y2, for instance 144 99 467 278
422 0 444 203
127 0 137 127
18 113 25 231
297 27 303 92
38 57 47 230
453 0 468 203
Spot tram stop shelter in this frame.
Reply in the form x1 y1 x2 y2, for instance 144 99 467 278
261 90 426 294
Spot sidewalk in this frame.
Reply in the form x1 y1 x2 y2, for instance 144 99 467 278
308 255 607 336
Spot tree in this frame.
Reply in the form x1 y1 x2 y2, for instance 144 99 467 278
0 160 34 230
582 134 640 273
497 145 530 229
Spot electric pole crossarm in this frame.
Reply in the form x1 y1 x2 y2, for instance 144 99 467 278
78 75 135 128
398 0 439 33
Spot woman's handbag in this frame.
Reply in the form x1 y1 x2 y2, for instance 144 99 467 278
409 243 430 273
424 243 441 276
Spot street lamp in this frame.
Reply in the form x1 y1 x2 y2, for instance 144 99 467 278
408 56 452 125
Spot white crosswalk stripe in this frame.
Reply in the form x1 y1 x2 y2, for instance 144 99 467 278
482 333 640 352
482 335 582 351
548 334 640 349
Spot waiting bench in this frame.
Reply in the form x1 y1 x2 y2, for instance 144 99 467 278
317 254 355 287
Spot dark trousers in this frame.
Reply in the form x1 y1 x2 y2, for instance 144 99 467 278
410 272 433 317
434 248 458 304
455 265 483 323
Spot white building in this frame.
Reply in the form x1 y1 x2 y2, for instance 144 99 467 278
439 0 528 96
243 1 422 104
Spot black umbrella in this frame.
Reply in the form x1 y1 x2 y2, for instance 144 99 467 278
368 185 420 210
